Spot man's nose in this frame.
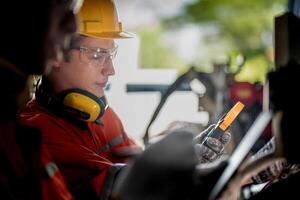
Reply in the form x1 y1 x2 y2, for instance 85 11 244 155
103 58 115 76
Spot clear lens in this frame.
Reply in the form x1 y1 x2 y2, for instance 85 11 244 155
77 45 118 66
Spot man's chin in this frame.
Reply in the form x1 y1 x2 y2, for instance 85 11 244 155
80 87 103 98
94 90 104 98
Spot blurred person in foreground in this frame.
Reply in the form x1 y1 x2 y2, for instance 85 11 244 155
0 0 82 199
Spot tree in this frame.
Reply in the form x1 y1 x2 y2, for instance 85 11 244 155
138 25 186 70
163 0 286 82
165 0 285 57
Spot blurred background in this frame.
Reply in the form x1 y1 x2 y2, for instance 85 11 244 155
105 0 285 147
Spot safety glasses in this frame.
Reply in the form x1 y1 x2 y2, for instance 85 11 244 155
72 44 118 66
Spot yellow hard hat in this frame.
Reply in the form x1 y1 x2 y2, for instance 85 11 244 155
79 0 134 39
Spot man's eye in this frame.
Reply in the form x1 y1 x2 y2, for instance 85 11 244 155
89 52 101 60
92 53 99 59
91 53 108 61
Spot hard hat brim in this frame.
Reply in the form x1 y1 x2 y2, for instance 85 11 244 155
81 31 135 39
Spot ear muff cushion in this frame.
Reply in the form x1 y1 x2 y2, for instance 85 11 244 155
62 88 107 122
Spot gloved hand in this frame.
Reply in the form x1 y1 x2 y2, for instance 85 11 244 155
112 129 228 200
163 122 231 163
194 125 231 163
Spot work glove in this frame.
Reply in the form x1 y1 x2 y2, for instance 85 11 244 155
112 129 228 200
194 125 231 163
163 121 231 163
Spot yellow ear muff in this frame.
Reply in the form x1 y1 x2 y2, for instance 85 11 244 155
62 89 107 122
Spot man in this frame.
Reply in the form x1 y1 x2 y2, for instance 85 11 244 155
0 0 82 199
19 0 139 199
19 0 231 199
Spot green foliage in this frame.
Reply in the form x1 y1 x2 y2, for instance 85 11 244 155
235 55 270 83
163 0 286 82
137 25 186 70
165 0 285 56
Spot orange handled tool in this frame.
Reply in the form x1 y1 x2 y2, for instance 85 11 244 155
202 101 245 143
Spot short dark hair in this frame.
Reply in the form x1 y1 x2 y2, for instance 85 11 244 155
64 34 87 62
70 34 87 49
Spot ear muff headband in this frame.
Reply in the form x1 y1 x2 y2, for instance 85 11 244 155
62 88 107 122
